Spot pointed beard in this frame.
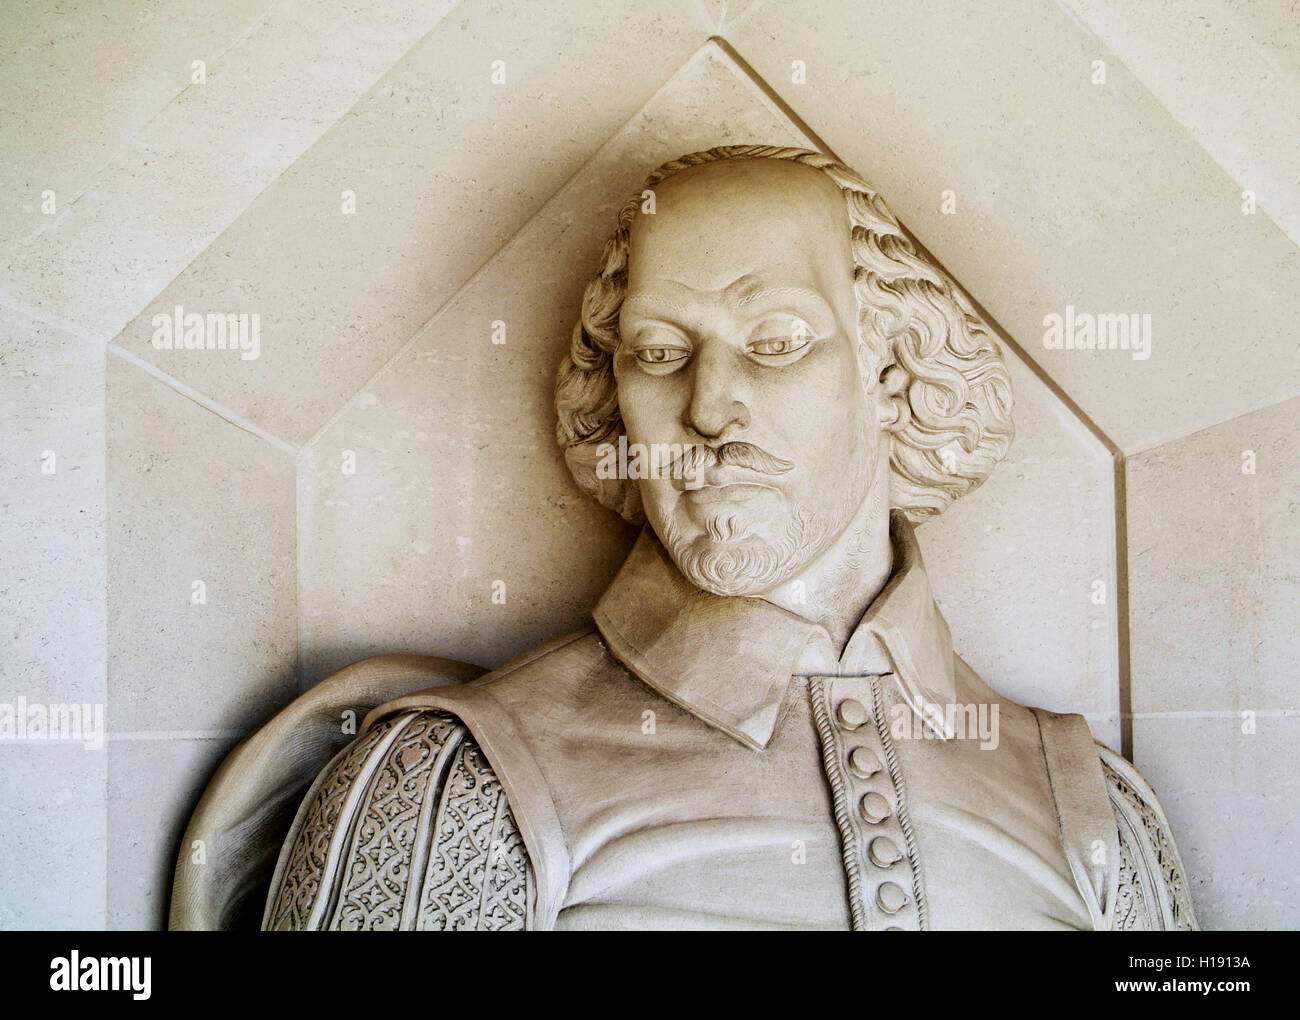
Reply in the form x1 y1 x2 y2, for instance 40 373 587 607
649 413 880 597
659 504 833 597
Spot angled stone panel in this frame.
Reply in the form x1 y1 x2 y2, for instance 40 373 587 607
730 0 1300 455
916 354 1119 748
1127 397 1299 714
109 0 705 446
694 0 772 34
0 0 274 250
1 0 466 340
106 352 296 733
1062 0 1300 244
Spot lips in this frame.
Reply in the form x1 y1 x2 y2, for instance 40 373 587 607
683 475 779 504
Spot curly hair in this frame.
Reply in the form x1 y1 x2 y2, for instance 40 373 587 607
554 145 1014 524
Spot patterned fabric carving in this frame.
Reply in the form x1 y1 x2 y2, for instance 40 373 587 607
263 710 534 930
329 713 463 930
265 715 405 930
1111 811 1150 930
1101 751 1198 931
418 738 530 930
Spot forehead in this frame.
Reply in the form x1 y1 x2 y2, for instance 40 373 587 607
625 158 853 298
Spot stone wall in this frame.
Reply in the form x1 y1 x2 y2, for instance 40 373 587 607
1 0 1295 930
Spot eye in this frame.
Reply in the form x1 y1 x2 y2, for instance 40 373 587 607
636 347 687 364
749 337 810 356
633 346 691 373
747 318 818 363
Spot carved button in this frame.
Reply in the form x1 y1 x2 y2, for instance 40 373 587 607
849 746 882 778
836 698 869 730
869 836 902 868
859 792 890 824
876 882 907 914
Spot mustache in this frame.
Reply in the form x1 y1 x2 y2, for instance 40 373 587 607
672 441 796 478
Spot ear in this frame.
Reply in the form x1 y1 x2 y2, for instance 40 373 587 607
876 362 911 433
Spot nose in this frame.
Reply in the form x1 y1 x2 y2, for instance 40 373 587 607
682 343 750 440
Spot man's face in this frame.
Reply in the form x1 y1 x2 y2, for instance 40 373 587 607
614 158 882 597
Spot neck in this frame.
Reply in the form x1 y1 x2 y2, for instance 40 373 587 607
760 484 893 651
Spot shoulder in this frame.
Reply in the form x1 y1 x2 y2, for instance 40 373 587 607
948 654 1046 765
1009 696 1198 931
480 626 605 686
263 628 606 931
375 626 640 752
170 653 486 930
1098 744 1199 930
377 626 610 722
263 708 533 930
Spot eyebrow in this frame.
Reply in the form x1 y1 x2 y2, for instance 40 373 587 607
734 286 829 310
622 293 690 316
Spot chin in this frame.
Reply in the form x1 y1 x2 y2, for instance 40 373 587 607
656 504 833 598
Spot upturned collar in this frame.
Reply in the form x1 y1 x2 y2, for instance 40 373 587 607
593 510 957 750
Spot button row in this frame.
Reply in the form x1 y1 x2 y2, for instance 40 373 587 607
836 695 911 922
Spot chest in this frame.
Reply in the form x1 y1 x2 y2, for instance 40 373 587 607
544 674 1090 930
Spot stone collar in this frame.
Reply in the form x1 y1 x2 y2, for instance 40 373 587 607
593 510 957 750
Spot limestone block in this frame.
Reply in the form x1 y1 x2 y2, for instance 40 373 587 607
106 352 296 733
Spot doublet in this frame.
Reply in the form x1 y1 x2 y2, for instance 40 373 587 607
263 516 1197 931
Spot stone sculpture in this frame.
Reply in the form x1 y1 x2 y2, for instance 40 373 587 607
172 145 1196 931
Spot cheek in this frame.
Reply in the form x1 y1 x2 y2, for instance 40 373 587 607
779 344 871 444
828 343 873 436
615 372 684 443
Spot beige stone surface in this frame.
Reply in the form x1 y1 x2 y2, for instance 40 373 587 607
108 736 239 930
692 0 773 34
1128 397 1299 713
1134 714 1299 930
917 351 1119 747
0 0 273 250
1224 0 1300 79
106 352 296 733
1 0 1293 931
1 306 105 705
1061 0 1300 244
730 0 1300 455
0 234 107 936
0 743 106 929
1 0 464 341
111 0 704 446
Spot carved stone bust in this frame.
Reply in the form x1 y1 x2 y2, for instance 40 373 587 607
171 146 1196 931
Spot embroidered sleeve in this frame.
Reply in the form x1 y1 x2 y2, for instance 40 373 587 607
1099 746 1198 931
263 710 533 931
